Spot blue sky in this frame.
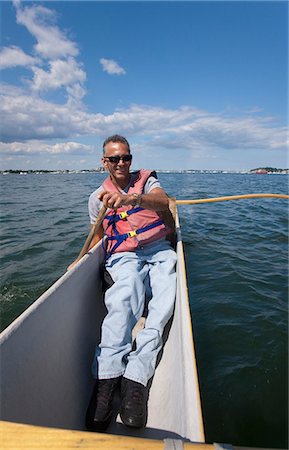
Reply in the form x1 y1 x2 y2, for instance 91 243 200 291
0 0 287 171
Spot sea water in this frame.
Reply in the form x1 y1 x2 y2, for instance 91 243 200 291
0 172 288 447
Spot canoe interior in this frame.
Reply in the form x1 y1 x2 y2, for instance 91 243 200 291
0 209 204 443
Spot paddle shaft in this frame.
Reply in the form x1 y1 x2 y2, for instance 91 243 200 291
176 193 289 205
76 194 287 257
77 205 107 260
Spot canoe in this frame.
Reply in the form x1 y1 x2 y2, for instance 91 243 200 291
0 208 204 445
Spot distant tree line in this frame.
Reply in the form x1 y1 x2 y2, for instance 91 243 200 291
1 167 288 174
1 169 57 174
0 169 100 174
249 167 288 173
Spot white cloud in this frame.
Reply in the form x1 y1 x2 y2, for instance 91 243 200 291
31 58 86 93
0 46 39 69
66 83 87 106
0 85 287 154
1 3 286 166
0 85 91 141
1 3 87 104
14 2 79 60
100 58 126 75
0 140 94 155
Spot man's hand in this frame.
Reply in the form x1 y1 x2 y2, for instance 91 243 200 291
98 188 169 211
98 190 132 209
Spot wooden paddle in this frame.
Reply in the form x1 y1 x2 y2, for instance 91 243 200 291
70 193 288 267
76 205 107 260
176 193 289 205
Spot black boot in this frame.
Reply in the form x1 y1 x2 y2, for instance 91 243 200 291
85 377 121 432
120 378 148 428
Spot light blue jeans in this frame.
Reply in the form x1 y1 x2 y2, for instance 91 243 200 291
92 239 177 386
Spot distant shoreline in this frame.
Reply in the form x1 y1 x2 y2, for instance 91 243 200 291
1 167 288 175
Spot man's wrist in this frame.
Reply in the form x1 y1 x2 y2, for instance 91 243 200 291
131 193 142 207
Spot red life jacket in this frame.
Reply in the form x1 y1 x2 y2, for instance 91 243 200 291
102 169 170 256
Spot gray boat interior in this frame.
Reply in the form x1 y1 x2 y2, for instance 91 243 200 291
0 211 204 443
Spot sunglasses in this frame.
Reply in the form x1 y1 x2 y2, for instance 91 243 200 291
104 155 132 164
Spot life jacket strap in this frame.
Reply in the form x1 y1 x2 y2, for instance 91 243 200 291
105 219 164 259
105 207 143 227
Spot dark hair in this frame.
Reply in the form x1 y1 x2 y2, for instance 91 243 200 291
103 135 130 154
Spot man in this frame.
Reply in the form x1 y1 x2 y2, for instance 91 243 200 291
70 135 177 432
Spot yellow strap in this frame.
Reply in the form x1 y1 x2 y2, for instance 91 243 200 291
128 230 137 237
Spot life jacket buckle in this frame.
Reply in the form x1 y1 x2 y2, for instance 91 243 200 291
128 230 137 238
119 211 129 220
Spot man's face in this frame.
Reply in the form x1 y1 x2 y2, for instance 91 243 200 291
102 141 132 186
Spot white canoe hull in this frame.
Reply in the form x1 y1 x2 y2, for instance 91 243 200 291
0 210 204 443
